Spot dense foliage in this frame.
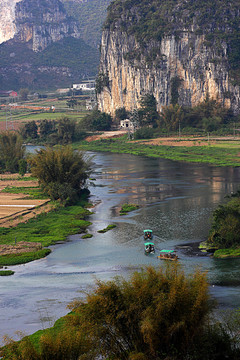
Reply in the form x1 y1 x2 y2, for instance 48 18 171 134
29 146 90 204
0 131 25 173
62 0 111 48
4 264 240 359
207 191 240 249
81 110 112 131
104 0 240 84
20 117 86 145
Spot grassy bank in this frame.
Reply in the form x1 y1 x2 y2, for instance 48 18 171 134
75 137 240 167
213 248 240 258
0 201 92 266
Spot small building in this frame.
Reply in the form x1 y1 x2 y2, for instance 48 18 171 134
0 90 17 97
86 98 97 110
120 119 134 129
73 80 95 92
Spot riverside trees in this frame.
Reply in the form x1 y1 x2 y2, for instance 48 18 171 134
29 146 90 205
2 264 239 359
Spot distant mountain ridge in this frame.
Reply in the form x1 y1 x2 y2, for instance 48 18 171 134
62 0 112 48
0 0 101 90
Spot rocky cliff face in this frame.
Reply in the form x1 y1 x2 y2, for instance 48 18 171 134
97 1 240 115
0 0 79 51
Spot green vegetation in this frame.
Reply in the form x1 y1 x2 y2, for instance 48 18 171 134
0 131 25 173
0 249 51 266
0 201 92 249
76 136 240 167
20 117 87 145
97 224 117 233
81 110 112 131
104 0 240 84
29 146 91 205
3 264 240 359
1 186 47 200
62 0 111 48
206 190 240 257
120 203 139 215
0 270 14 276
0 38 99 89
82 233 93 239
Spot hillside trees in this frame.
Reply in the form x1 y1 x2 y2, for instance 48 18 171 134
29 146 90 205
0 131 25 173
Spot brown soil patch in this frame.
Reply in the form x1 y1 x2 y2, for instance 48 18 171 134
0 241 42 256
0 173 51 228
85 130 126 142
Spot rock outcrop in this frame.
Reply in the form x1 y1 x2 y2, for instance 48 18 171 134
0 0 79 51
97 1 240 115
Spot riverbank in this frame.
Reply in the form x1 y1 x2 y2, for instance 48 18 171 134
75 134 240 167
0 175 93 273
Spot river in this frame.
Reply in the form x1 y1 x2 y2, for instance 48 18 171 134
0 151 240 343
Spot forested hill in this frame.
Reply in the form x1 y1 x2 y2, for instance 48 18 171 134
62 0 112 48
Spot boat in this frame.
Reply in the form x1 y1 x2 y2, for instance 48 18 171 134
144 229 153 240
144 242 155 254
157 249 178 260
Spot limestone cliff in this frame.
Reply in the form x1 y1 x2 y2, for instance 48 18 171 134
97 0 240 115
0 0 79 51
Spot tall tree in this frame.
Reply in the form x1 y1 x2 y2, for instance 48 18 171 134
139 94 159 127
0 131 25 173
57 117 76 144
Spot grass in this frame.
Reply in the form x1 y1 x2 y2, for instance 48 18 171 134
1 186 48 200
82 233 93 238
97 224 116 233
120 203 139 215
0 270 14 276
214 248 240 258
0 201 92 249
75 137 240 167
0 249 51 266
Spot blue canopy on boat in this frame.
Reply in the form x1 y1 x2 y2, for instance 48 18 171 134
144 229 152 233
144 242 155 246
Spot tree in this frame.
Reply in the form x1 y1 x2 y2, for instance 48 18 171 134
138 94 159 127
82 110 112 131
0 131 25 173
21 121 38 139
159 104 184 133
57 117 76 144
39 119 56 138
28 146 90 205
115 107 129 121
207 192 240 248
18 159 27 177
19 88 29 101
69 264 212 359
66 98 78 109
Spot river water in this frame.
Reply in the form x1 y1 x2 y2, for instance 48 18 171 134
0 151 240 343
